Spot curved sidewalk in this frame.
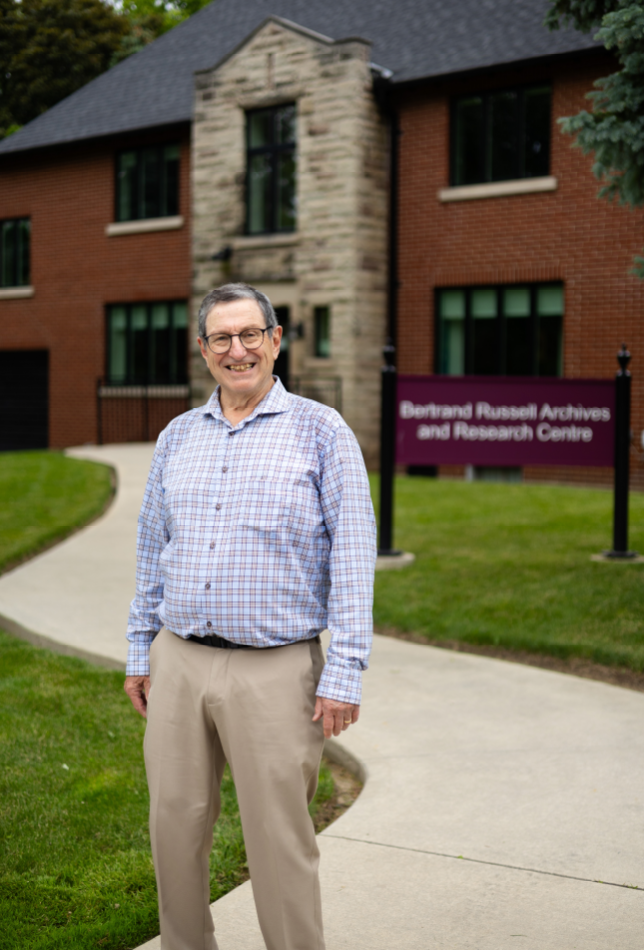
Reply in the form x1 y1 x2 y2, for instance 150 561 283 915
1 445 642 949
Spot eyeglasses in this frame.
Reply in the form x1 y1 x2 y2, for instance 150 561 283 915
204 327 271 354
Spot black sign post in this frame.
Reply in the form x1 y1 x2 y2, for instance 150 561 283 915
605 344 637 558
378 341 402 556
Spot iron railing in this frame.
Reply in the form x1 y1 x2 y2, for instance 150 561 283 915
288 376 342 415
97 381 190 444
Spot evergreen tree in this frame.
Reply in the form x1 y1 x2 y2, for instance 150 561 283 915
547 1 644 274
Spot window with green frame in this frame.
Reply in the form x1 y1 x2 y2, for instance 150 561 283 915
436 284 564 377
1 218 30 287
452 84 551 186
115 144 180 222
246 104 296 234
314 306 330 358
107 301 188 384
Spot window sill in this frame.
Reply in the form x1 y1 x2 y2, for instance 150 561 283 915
438 177 558 203
232 233 299 250
0 285 34 299
105 216 184 237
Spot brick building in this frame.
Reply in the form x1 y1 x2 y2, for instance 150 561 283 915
1 0 640 483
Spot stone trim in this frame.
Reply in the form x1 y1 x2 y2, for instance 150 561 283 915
231 233 300 251
106 216 184 237
0 285 34 299
438 177 558 203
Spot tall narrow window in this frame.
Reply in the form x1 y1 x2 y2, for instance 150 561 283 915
436 284 563 377
314 306 330 358
106 301 188 384
451 85 551 186
246 104 296 234
0 218 30 287
115 144 180 222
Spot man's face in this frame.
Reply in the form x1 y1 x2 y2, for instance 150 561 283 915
197 298 282 405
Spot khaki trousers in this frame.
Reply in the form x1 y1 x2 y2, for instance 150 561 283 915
144 628 327 950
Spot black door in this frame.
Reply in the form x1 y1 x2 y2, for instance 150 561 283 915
272 306 290 388
0 350 49 450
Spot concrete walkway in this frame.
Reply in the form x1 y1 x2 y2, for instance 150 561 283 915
1 444 643 949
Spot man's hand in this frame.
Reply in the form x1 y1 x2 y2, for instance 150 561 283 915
312 697 359 738
124 675 151 718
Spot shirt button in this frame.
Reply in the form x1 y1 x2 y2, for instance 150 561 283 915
210 542 215 549
207 621 212 628
222 466 228 473
216 503 221 510
205 582 211 590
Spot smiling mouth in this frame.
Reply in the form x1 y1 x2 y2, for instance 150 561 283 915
227 363 255 373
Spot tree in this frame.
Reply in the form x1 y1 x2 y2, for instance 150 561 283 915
547 1 644 274
0 0 214 139
0 0 130 135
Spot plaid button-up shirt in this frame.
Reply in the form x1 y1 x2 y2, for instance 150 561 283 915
126 379 376 704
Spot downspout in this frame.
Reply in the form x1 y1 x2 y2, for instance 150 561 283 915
372 67 401 555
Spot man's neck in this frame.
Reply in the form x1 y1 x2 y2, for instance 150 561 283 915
219 378 275 425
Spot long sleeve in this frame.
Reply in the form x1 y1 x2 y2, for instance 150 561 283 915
126 434 170 676
316 425 377 704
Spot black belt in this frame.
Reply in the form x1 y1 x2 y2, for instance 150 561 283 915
187 633 320 650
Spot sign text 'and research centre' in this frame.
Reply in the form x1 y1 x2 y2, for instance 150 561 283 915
396 377 615 467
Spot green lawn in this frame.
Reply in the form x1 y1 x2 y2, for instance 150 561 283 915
0 451 114 574
0 631 335 950
372 475 644 672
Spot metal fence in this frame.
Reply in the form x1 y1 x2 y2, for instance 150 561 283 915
97 381 190 444
288 376 342 415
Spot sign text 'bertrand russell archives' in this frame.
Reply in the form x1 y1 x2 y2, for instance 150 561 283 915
396 376 615 467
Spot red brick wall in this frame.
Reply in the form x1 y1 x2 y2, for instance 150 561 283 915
0 126 192 448
396 53 644 489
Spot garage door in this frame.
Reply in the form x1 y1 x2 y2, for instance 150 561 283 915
0 350 49 450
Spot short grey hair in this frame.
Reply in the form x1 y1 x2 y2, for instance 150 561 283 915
198 283 278 339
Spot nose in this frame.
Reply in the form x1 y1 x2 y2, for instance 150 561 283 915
228 334 248 359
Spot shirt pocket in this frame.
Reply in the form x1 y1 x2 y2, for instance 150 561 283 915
237 481 322 532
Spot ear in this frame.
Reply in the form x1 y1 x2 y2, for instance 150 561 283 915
272 325 283 354
197 337 208 361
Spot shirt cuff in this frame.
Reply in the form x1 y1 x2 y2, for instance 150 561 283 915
316 660 363 705
125 631 156 677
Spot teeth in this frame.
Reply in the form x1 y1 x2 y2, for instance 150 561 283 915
229 364 254 372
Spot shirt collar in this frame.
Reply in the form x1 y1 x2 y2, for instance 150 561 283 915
201 376 292 427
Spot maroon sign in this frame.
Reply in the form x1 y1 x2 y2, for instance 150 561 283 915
396 376 615 467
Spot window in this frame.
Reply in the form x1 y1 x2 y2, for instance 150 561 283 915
451 85 550 186
436 284 563 377
314 306 330 358
107 301 188 384
1 218 30 287
115 145 180 222
246 104 296 234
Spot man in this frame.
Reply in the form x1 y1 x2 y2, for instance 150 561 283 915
124 283 376 950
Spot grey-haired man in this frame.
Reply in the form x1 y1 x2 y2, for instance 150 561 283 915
125 283 376 950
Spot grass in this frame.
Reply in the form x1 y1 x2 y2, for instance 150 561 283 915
372 475 644 673
0 631 336 950
0 451 114 574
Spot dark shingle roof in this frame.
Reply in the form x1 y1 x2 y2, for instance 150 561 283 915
0 0 597 156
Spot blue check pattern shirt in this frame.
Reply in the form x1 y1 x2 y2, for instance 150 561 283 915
126 379 376 704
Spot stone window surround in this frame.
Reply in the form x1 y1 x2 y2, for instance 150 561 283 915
106 216 184 236
0 286 34 299
438 177 558 202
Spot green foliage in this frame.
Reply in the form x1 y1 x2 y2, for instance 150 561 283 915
0 0 214 138
372 476 644 671
0 452 114 575
547 1 644 276
545 0 622 33
0 0 130 135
